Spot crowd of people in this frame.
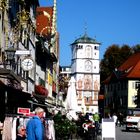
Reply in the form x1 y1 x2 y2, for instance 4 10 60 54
14 107 124 140
14 107 102 140
108 112 124 127
76 112 101 140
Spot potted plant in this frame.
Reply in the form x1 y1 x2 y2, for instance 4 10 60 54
53 111 77 139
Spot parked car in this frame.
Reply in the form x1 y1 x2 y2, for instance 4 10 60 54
125 108 140 131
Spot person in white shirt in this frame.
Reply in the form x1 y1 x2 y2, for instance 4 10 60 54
112 113 118 126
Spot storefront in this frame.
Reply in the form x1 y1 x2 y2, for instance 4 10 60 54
0 69 32 122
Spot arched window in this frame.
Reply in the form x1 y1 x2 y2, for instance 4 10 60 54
85 60 92 71
85 45 92 58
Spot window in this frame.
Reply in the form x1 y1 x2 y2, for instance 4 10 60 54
39 77 45 86
76 45 83 49
94 46 99 50
135 82 140 89
86 97 89 102
85 45 92 58
85 61 92 71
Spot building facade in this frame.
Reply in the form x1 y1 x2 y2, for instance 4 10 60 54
59 66 71 102
104 53 140 116
71 33 101 113
0 0 59 121
35 0 59 107
0 0 39 121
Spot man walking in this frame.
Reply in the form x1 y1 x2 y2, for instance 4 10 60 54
26 107 45 140
93 112 100 135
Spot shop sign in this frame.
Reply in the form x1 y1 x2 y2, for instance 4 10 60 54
98 95 104 100
15 50 31 55
17 107 30 115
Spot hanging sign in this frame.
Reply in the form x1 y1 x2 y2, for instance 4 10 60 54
15 50 31 55
17 107 30 115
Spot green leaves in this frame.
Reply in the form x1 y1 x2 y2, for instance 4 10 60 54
53 112 77 138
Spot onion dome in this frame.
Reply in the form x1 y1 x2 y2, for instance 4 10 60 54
71 33 101 45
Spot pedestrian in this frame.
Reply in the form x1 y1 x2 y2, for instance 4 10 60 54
16 125 26 140
93 112 100 134
26 107 45 140
118 112 124 127
112 113 118 126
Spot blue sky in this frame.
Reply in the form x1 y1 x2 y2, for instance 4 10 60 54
39 0 140 66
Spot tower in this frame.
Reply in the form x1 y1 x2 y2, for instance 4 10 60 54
71 33 101 113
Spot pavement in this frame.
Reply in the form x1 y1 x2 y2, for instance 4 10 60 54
68 128 102 140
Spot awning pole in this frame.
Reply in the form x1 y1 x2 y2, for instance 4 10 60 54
5 91 8 113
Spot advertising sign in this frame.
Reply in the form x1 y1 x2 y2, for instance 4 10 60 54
102 118 116 140
17 107 30 115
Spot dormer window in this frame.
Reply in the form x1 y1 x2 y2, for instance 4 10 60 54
76 44 83 49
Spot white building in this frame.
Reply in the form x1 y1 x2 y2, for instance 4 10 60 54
71 33 101 114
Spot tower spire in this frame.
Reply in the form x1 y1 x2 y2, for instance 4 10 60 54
52 0 57 34
84 22 87 36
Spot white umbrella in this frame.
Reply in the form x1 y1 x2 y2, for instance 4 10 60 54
65 76 79 120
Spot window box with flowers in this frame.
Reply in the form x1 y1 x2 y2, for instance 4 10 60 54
35 85 48 96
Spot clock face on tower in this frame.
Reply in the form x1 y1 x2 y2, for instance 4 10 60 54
85 61 92 71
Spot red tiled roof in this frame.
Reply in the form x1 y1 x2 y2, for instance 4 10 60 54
104 53 140 84
127 60 140 78
118 53 140 78
103 74 112 84
36 7 53 36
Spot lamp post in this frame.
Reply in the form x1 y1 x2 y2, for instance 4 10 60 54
5 47 16 70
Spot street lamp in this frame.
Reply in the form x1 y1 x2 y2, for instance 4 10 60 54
5 47 16 61
4 47 17 70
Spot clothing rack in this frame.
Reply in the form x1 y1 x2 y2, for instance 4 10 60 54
5 113 30 118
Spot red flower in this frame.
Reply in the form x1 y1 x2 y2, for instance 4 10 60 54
35 85 48 96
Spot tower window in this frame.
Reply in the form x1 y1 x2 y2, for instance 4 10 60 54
76 45 83 49
86 97 89 102
94 46 99 50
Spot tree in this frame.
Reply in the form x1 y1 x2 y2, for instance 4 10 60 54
132 44 140 53
100 44 120 81
119 44 133 62
100 44 132 82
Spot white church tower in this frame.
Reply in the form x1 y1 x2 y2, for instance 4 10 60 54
71 33 101 113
